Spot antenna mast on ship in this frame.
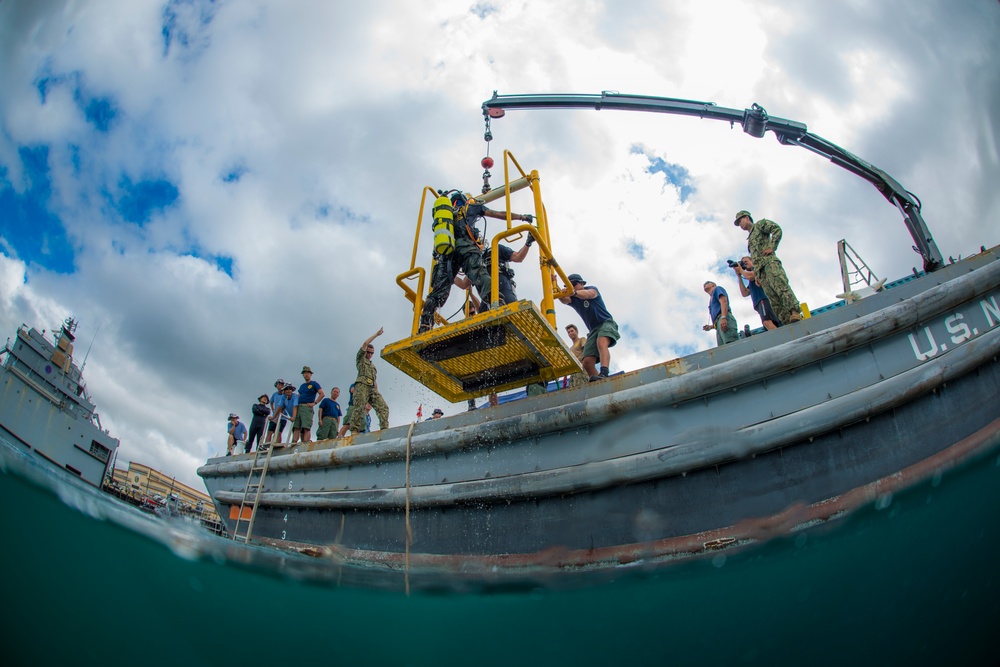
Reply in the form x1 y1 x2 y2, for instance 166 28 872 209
80 321 103 375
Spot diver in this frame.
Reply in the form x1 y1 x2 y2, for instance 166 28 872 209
418 190 533 332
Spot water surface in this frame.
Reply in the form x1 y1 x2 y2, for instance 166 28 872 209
2 434 998 666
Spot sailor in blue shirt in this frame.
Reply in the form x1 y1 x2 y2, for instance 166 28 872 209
294 365 325 443
266 379 287 444
272 384 299 446
703 280 739 346
316 387 343 440
226 413 248 456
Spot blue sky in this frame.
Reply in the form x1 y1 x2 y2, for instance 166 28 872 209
1 0 998 489
2 145 75 274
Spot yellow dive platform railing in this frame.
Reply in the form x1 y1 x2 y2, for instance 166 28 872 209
384 150 582 401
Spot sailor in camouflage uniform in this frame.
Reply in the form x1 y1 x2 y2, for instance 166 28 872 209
337 327 389 436
734 210 803 324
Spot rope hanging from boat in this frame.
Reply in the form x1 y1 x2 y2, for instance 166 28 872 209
404 420 415 595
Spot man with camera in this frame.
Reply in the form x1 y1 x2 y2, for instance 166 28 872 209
730 256 781 331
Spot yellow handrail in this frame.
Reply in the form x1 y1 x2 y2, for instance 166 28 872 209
409 186 441 271
395 268 425 336
488 224 572 328
395 266 451 336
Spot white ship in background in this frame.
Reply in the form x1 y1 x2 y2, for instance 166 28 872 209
0 318 119 488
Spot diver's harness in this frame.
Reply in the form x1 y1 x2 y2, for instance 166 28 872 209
483 245 515 281
431 192 485 258
458 202 516 283
433 190 534 290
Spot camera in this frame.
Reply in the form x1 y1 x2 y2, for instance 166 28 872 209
727 259 748 270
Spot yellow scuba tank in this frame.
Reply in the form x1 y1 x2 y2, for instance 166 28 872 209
432 195 455 255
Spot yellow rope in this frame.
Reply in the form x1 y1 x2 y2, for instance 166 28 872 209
404 420 415 595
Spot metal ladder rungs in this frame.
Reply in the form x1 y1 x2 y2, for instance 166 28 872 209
230 442 275 543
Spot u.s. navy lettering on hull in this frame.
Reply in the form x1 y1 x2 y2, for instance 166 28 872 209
909 292 999 362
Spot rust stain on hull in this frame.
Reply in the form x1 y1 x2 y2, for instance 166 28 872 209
257 416 1000 577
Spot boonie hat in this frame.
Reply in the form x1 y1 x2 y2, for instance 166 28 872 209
734 210 752 226
567 273 585 284
228 413 239 420
301 366 312 374
283 383 295 391
432 408 444 416
274 378 285 387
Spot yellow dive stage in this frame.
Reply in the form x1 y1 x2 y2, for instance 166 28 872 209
381 300 583 402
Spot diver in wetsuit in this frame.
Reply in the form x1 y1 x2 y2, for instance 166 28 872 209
418 191 533 332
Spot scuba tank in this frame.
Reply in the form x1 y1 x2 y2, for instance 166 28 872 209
431 195 455 255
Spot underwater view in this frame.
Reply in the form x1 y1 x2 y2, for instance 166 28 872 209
2 432 999 666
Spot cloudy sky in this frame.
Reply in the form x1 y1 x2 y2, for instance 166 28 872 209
2 0 998 490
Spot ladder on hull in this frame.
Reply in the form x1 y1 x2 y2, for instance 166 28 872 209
231 444 275 543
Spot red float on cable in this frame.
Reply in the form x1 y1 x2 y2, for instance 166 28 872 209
481 156 494 169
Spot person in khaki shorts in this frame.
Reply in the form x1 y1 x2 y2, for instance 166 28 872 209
702 281 739 346
315 387 342 440
559 274 620 382
292 366 324 443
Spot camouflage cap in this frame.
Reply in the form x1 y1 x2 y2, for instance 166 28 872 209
733 210 752 226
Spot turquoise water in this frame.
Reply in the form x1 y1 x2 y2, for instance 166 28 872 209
2 435 999 666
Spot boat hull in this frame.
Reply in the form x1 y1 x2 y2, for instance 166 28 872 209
199 246 1000 572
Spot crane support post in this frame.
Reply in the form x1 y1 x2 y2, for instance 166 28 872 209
476 176 532 204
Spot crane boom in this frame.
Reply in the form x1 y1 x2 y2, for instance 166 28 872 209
482 91 943 272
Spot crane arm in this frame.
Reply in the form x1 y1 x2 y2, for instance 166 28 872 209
482 91 943 272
